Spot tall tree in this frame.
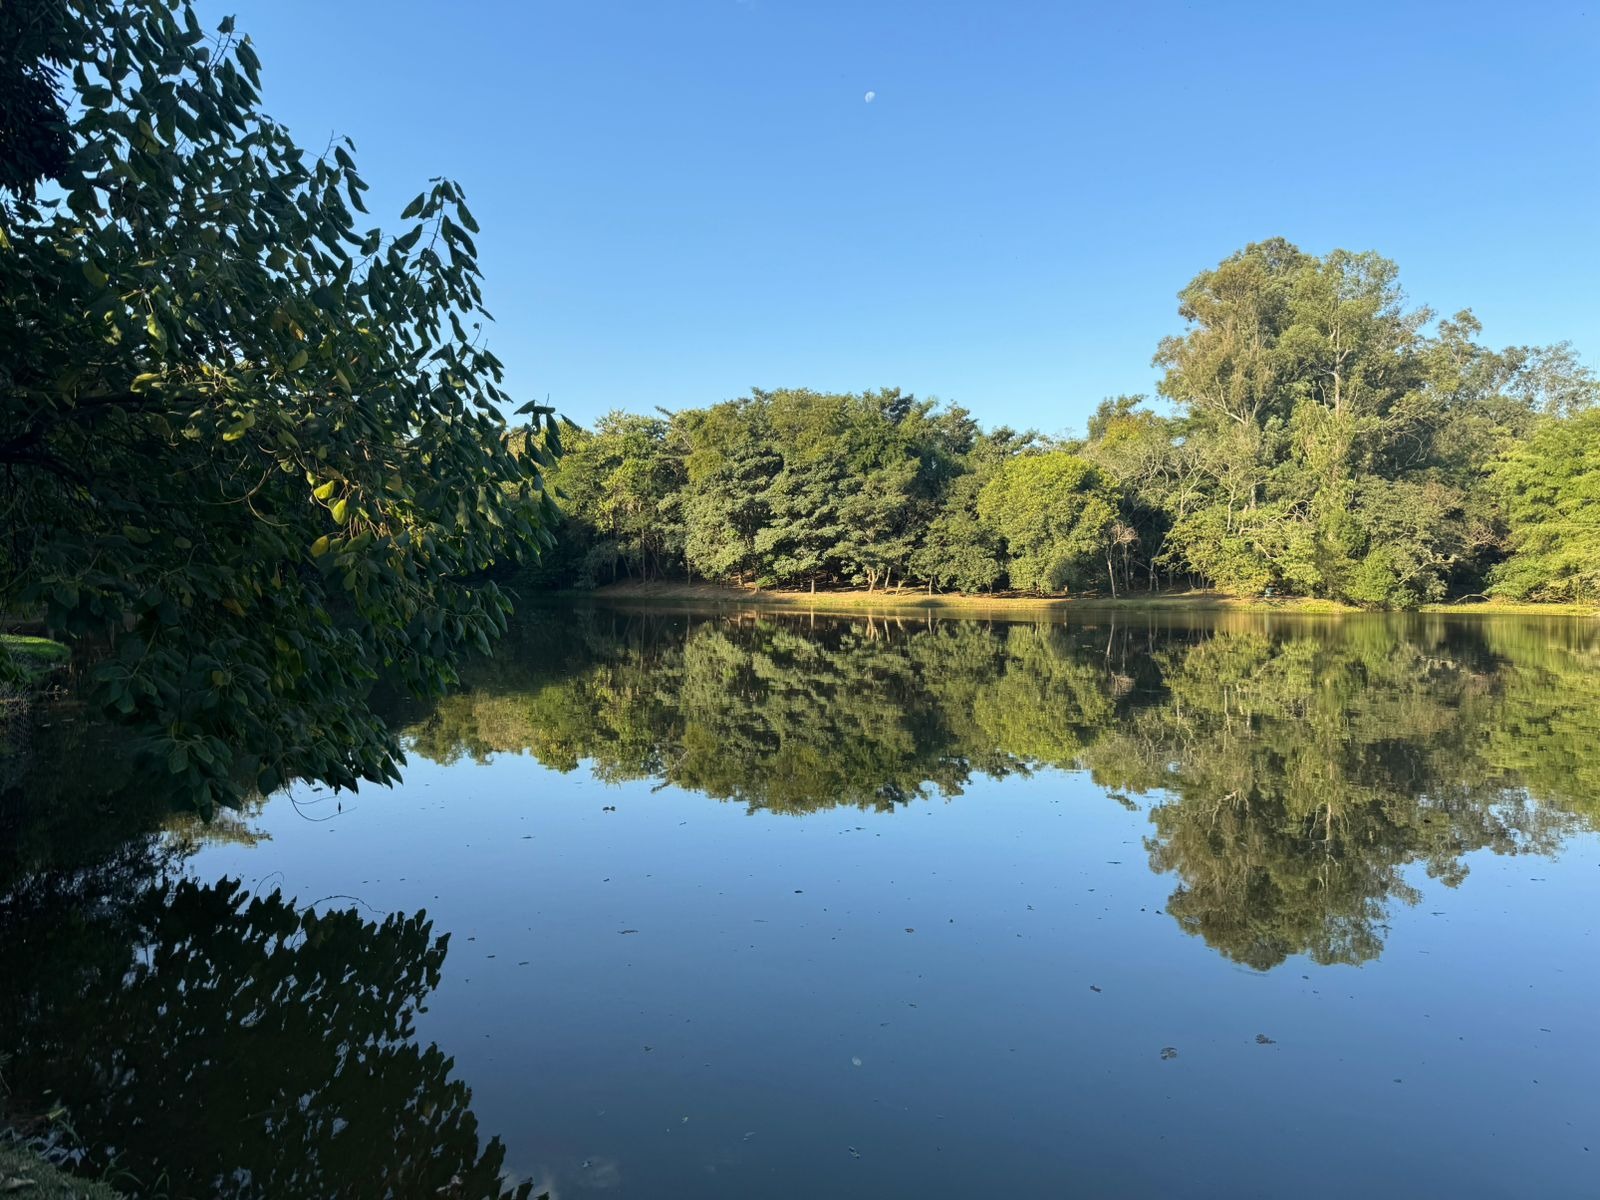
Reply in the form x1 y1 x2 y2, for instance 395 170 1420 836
1489 408 1600 601
0 0 557 809
976 452 1119 594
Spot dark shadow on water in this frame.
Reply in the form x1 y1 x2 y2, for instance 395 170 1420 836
0 845 535 1199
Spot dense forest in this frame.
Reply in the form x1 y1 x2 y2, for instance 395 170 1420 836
533 244 1600 607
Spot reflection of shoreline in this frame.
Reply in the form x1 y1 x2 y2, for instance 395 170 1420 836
541 581 1600 619
402 605 1600 969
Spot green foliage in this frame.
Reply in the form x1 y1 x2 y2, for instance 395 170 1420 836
1147 238 1596 605
1489 409 1600 601
543 413 683 585
0 1 556 810
537 388 992 592
911 474 1004 592
976 452 1118 593
536 245 1592 610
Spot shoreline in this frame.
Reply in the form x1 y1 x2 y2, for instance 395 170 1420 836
530 582 1600 618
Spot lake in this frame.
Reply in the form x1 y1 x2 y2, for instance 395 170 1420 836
3 603 1598 1198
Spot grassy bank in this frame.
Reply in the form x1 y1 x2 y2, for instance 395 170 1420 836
0 1141 121 1200
1416 599 1600 616
0 640 71 684
547 583 1599 618
560 582 1361 615
1 634 70 694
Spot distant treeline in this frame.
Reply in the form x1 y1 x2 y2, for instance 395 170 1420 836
527 239 1599 608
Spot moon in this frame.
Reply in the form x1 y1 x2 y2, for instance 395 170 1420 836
864 90 876 103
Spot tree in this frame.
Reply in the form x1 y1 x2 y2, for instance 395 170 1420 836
544 411 683 584
679 399 781 583
912 473 1004 592
0 0 558 810
1489 408 1600 601
976 453 1119 594
1151 238 1593 604
514 241 1595 609
1080 396 1187 593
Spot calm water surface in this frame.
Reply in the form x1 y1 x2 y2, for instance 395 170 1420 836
6 605 1599 1197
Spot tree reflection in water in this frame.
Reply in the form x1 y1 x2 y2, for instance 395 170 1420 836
407 604 1600 969
0 848 534 1200
5 605 1596 1195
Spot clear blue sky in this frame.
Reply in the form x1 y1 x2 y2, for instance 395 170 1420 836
215 0 1598 436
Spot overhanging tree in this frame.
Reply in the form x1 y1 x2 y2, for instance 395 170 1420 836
0 0 560 810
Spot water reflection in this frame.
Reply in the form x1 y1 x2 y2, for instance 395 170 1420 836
406 605 1600 969
0 847 533 1200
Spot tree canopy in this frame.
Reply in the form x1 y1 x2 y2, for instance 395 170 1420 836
1488 408 1600 601
534 241 1596 608
1 0 559 810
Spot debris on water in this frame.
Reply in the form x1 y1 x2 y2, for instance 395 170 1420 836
1160 1046 1179 1060
851 1056 863 1067
619 929 638 935
743 1131 756 1141
1255 1033 1275 1045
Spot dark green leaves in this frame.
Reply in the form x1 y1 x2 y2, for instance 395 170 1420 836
2 0 559 811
